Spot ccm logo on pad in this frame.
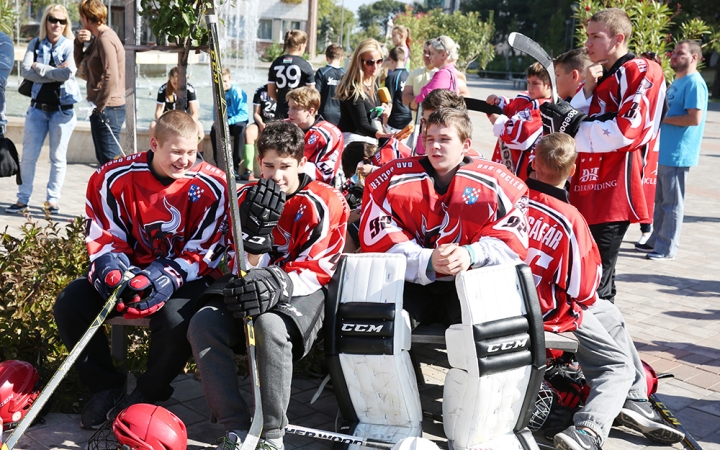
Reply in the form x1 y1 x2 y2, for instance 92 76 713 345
487 338 528 353
341 323 384 333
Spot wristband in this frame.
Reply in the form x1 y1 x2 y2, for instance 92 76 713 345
463 245 476 267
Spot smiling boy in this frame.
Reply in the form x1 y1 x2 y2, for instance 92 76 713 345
360 108 529 327
54 110 229 430
188 121 348 450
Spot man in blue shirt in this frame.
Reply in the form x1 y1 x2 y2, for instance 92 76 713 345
210 67 249 180
636 40 708 260
0 31 13 137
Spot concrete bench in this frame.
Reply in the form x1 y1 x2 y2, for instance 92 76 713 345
107 317 578 362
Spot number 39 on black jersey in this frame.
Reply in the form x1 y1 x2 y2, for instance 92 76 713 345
268 54 315 118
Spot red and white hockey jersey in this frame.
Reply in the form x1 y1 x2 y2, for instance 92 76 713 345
569 54 666 225
85 152 229 282
524 179 601 333
491 93 550 180
235 175 349 296
360 156 529 285
371 136 412 167
303 118 344 184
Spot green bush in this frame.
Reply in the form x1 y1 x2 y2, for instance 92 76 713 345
262 43 284 62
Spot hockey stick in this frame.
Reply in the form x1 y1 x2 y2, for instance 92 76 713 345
3 271 134 450
284 424 394 449
649 394 703 450
409 104 423 156
507 32 558 103
205 6 262 450
464 97 504 116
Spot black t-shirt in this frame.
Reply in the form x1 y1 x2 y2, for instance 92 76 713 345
314 65 345 126
252 84 277 123
156 82 198 113
268 54 314 118
35 51 62 106
385 68 411 129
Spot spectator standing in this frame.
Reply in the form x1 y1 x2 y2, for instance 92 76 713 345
411 36 459 108
314 44 345 126
391 25 412 65
149 67 204 143
385 46 412 135
6 4 80 215
268 30 315 119
336 38 393 144
0 31 12 137
636 40 708 260
244 83 276 177
402 40 436 111
74 0 125 165
210 67 249 180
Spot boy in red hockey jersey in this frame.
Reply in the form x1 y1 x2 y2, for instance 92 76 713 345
360 108 528 327
53 110 229 430
525 133 683 450
286 86 344 186
188 121 348 450
554 49 591 101
486 62 552 179
541 8 666 303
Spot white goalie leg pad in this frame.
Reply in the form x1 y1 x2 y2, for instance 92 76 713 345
443 263 544 450
326 253 422 446
392 437 442 450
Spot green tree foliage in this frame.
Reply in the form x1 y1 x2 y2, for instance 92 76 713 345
317 0 356 50
0 0 17 35
358 0 407 37
140 0 209 46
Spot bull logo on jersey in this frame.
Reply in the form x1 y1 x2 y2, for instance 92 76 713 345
141 198 184 258
418 203 461 248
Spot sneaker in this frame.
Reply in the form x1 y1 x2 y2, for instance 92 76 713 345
635 243 654 253
637 232 651 246
43 202 59 214
216 430 248 450
106 388 149 421
81 388 124 430
239 170 255 181
257 438 284 450
646 252 675 261
5 203 27 214
553 426 601 450
617 399 684 444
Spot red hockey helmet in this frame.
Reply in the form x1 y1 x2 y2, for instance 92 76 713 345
0 360 40 424
112 404 187 450
642 360 659 396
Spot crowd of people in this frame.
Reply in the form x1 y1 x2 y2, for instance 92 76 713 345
0 3 711 450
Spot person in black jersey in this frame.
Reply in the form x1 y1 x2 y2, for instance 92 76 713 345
314 44 345 126
384 46 411 135
244 83 277 178
268 30 315 119
149 67 204 144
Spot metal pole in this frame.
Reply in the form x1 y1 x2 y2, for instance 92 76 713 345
339 0 344 46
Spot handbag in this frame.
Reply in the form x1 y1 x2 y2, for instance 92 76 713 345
18 39 38 97
0 135 22 185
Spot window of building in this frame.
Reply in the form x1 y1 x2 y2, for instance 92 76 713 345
258 19 273 41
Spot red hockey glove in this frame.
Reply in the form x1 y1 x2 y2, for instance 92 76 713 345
119 259 186 319
88 252 138 300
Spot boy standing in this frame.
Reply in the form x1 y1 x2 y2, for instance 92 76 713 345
286 86 344 185
540 8 666 303
524 133 683 449
210 67 250 180
360 108 528 327
384 46 412 135
53 110 229 429
314 44 345 126
553 48 591 101
188 121 348 450
486 62 552 180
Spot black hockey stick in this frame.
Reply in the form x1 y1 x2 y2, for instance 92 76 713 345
284 424 395 449
3 271 134 450
409 104 423 156
649 394 703 450
464 97 504 115
507 32 558 103
205 6 262 450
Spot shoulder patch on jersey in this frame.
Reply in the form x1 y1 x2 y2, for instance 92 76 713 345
308 134 318 145
189 184 205 202
462 187 480 205
295 204 307 221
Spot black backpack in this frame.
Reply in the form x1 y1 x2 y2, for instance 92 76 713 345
0 134 22 184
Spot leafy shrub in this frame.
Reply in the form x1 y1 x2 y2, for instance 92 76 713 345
262 43 284 62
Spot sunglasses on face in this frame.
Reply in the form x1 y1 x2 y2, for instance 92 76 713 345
47 16 67 25
432 38 446 51
363 58 384 66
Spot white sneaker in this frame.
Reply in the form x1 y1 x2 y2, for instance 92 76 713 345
216 430 248 450
257 437 284 450
637 232 651 246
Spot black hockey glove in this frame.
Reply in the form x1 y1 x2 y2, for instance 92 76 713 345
540 100 586 137
240 178 286 254
344 184 364 211
119 259 186 319
223 266 294 319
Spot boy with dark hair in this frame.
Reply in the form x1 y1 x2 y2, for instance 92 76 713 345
385 46 412 135
210 67 250 180
486 62 552 179
314 44 345 126
188 120 348 450
53 110 229 430
525 133 684 449
553 48 591 100
360 108 528 327
285 86 344 185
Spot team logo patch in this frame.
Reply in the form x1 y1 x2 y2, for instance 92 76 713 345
462 187 480 205
283 57 293 64
518 110 531 121
295 204 306 221
308 134 318 145
188 184 204 202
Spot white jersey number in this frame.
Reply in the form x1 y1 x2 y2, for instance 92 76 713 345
274 65 302 89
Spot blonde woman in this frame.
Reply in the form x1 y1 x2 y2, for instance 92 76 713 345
337 38 393 144
6 4 80 214
411 36 460 108
268 30 315 119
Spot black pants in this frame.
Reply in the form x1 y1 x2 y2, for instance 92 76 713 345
53 277 210 401
589 221 630 303
403 280 461 328
210 121 248 170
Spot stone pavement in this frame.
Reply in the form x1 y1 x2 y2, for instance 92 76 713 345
1 77 720 449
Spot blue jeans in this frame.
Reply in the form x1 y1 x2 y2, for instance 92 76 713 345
17 105 77 205
90 105 125 165
647 164 688 257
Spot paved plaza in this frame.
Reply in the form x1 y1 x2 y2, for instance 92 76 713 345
1 77 719 449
